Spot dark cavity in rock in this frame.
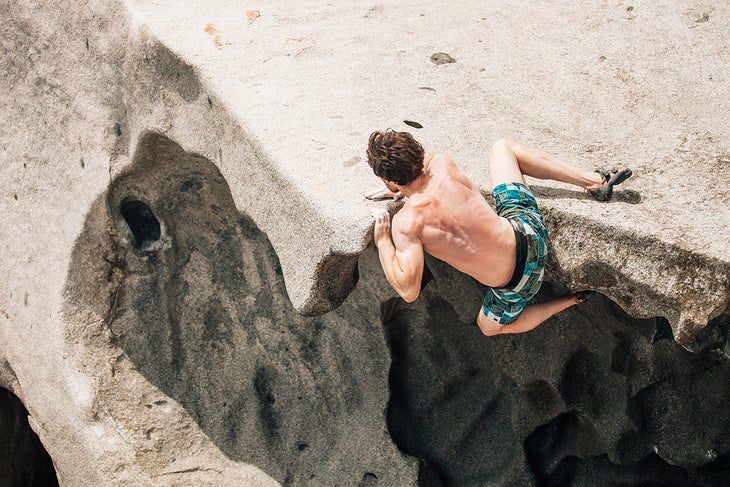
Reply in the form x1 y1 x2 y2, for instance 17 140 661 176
120 200 161 249
0 388 59 486
430 52 455 65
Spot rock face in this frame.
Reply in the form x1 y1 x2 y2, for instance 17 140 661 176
2 0 730 485
543 206 730 349
61 133 415 484
384 277 730 485
15 131 730 486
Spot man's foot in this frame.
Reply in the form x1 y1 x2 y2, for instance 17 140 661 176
575 290 596 304
586 166 633 202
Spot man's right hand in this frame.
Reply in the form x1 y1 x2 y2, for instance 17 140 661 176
371 209 392 248
363 187 403 201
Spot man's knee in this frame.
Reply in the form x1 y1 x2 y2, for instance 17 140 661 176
480 326 502 337
476 311 504 336
490 138 517 157
488 138 526 187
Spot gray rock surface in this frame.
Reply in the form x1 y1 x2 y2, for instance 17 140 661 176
61 133 415 484
385 277 730 485
1 0 729 485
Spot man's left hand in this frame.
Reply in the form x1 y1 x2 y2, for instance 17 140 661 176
363 187 403 201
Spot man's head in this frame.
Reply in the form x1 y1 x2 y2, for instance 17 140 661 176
367 129 425 187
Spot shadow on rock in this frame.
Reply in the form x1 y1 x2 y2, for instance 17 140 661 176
0 388 59 487
531 185 642 204
62 132 401 485
383 283 730 486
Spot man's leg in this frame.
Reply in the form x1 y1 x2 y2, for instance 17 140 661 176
489 139 604 189
476 294 580 336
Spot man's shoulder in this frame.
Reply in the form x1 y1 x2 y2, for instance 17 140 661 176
393 196 429 231
401 192 435 210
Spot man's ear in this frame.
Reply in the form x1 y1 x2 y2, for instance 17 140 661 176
384 180 401 193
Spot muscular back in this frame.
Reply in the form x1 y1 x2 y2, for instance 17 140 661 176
392 152 517 287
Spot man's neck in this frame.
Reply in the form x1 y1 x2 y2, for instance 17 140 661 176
398 156 432 197
398 175 424 197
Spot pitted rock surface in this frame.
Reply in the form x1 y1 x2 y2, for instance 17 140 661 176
384 280 730 485
1 0 730 485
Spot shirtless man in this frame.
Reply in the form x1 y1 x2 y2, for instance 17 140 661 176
364 130 632 336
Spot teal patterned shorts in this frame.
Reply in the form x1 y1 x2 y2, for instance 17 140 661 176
482 182 549 325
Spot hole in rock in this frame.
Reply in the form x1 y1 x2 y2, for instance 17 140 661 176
0 388 59 486
120 200 161 249
358 472 378 486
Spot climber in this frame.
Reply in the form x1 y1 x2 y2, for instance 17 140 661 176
364 130 632 336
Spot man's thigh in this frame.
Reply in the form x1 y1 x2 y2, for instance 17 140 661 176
488 139 526 189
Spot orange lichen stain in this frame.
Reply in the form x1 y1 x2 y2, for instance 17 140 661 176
204 23 218 35
246 10 260 23
204 23 222 47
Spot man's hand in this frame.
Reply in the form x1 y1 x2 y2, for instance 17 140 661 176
371 209 391 247
363 187 403 201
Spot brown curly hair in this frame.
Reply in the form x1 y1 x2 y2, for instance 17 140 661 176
366 129 425 186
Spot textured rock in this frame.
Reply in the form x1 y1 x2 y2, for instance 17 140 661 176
384 279 730 485
543 206 730 348
120 0 730 323
61 134 415 484
1 0 730 485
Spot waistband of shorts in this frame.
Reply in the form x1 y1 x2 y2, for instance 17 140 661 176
503 218 527 290
492 181 532 196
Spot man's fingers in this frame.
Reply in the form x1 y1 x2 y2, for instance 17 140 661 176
364 187 404 201
371 209 391 245
371 209 390 245
371 208 388 220
363 188 388 200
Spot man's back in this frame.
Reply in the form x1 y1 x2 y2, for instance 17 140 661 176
392 152 517 288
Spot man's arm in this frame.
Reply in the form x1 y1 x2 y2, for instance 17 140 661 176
363 187 404 201
372 210 424 302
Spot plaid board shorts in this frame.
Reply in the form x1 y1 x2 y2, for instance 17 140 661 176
482 182 549 325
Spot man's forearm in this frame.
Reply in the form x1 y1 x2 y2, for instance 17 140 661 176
372 209 420 302
376 240 418 302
